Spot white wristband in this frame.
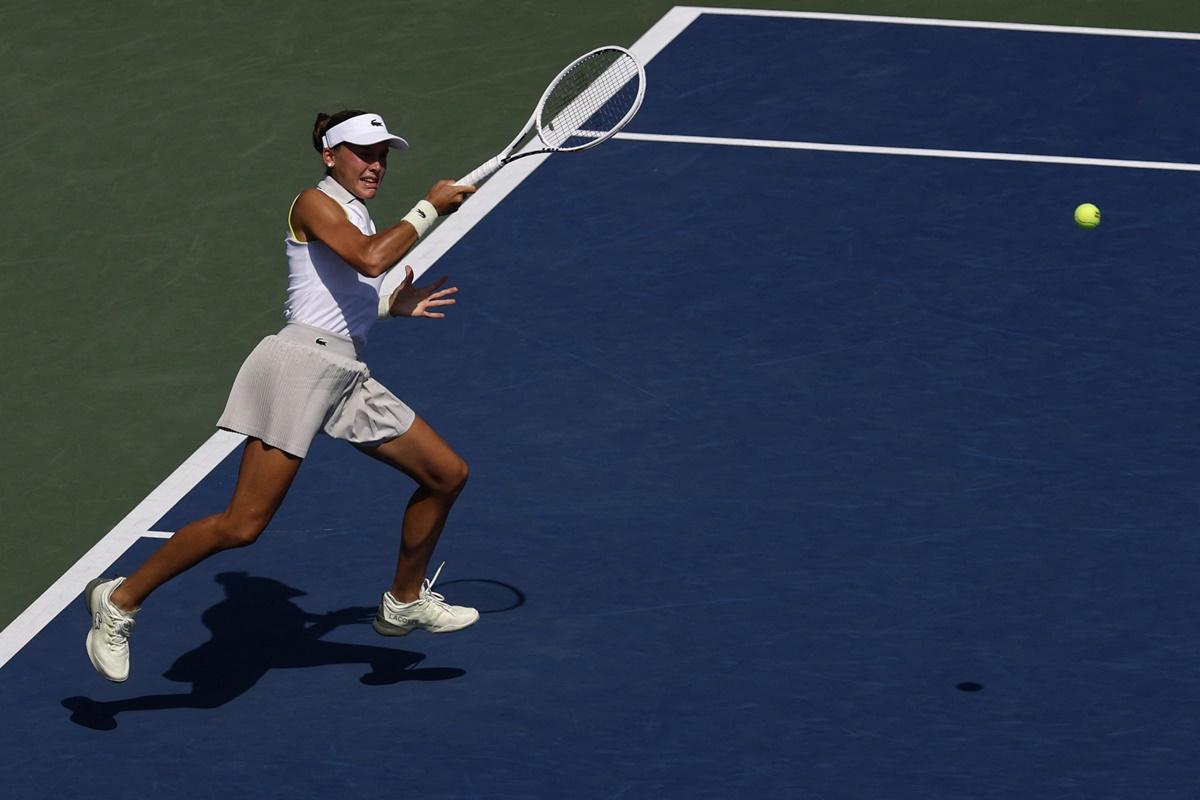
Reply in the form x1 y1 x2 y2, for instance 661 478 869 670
377 290 392 320
401 200 438 239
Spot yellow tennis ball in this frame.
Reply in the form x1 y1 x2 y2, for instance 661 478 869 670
1074 203 1100 229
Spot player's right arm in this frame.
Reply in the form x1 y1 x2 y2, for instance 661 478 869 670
290 182 474 278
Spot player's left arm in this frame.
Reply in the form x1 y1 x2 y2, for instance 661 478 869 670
381 266 458 319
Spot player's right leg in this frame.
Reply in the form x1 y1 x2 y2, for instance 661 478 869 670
84 438 301 682
355 416 477 636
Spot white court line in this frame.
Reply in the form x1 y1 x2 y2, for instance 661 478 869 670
614 131 1200 173
630 6 701 62
683 6 1200 40
0 5 692 673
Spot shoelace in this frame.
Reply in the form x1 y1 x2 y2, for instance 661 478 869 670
103 612 134 649
419 562 450 610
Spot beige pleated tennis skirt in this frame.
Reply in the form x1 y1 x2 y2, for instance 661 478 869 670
216 322 415 458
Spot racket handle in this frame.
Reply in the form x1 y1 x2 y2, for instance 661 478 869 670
458 156 503 188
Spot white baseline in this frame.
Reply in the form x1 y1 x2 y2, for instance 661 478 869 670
682 6 1200 40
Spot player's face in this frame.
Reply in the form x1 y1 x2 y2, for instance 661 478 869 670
328 141 389 200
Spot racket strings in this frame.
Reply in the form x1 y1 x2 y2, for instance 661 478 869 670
538 50 643 150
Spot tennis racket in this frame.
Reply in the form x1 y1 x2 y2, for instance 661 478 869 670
458 45 646 188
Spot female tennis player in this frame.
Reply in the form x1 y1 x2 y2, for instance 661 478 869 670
83 110 478 682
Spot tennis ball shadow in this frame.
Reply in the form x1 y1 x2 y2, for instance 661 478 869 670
62 572 465 730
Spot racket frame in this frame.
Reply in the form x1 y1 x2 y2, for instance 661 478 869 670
457 45 646 186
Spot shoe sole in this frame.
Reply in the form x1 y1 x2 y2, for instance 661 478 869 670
83 578 128 683
372 613 479 637
372 618 416 637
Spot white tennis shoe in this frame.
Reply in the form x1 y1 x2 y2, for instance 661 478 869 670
373 563 479 636
83 577 137 682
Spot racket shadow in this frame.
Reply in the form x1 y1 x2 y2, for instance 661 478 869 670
431 578 526 614
62 571 464 731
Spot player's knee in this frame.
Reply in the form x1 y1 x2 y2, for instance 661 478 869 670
452 458 470 494
429 456 469 498
215 512 269 549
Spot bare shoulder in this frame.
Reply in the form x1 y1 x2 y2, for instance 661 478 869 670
290 187 341 242
293 187 340 215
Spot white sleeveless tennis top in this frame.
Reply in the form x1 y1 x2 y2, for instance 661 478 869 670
283 175 384 347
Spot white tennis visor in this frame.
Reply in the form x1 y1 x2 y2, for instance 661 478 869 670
322 113 409 151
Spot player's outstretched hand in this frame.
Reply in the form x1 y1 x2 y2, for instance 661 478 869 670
385 265 458 319
426 180 476 215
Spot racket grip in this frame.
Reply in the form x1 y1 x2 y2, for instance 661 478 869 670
458 156 503 188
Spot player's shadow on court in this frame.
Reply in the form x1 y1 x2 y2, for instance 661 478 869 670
61 571 464 731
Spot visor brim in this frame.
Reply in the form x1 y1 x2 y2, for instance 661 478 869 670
339 132 409 150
